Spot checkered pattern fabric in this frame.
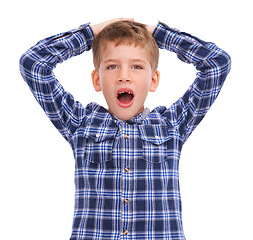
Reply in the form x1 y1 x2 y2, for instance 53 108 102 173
19 22 231 239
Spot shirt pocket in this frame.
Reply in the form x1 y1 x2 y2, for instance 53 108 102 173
83 127 118 164
138 124 172 164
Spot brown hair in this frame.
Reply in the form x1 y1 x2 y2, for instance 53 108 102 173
92 21 159 71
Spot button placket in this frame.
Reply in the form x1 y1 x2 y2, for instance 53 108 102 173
121 125 133 238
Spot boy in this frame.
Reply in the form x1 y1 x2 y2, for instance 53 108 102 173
19 18 231 240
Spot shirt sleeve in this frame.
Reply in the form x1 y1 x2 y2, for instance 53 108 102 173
153 22 231 143
19 23 95 142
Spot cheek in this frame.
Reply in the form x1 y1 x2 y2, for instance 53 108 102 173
98 72 107 89
99 77 114 96
140 74 152 89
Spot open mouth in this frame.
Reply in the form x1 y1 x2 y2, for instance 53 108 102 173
116 88 134 108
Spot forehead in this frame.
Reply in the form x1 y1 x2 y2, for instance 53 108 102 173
100 41 150 62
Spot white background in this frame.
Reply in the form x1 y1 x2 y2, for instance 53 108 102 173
1 0 252 239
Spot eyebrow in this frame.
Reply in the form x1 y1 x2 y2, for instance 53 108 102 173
103 58 147 64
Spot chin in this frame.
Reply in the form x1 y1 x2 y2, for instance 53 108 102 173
108 103 145 121
114 112 134 121
114 108 144 121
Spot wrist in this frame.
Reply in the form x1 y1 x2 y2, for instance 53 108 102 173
91 25 99 37
146 25 156 35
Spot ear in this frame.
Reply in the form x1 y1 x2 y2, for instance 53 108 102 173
149 69 160 92
91 69 102 92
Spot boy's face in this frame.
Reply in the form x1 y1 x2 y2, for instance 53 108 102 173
92 42 160 121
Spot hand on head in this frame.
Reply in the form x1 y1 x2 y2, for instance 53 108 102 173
91 18 156 37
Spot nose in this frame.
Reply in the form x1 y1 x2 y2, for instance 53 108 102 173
117 67 132 83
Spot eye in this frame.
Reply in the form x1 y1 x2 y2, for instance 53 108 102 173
107 65 118 70
131 65 143 70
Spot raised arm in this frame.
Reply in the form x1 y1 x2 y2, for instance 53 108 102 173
152 22 231 142
19 18 134 142
19 24 95 141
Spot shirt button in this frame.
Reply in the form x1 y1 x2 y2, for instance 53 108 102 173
123 230 128 235
124 134 130 139
125 167 130 173
96 133 100 138
124 198 129 204
155 135 159 139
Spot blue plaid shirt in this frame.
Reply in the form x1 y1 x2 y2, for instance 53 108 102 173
19 22 231 239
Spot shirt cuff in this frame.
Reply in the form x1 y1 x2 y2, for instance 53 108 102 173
76 23 95 50
152 21 180 51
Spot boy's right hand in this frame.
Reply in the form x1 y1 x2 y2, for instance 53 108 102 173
91 18 134 37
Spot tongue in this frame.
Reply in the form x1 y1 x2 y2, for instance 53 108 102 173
118 93 133 103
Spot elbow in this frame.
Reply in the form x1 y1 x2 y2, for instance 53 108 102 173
19 52 25 72
210 50 231 85
224 51 232 75
19 52 28 81
218 50 232 77
19 50 34 75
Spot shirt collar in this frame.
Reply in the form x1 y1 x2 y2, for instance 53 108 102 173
112 107 151 125
86 102 168 129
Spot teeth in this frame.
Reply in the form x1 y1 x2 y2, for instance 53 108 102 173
119 92 132 95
